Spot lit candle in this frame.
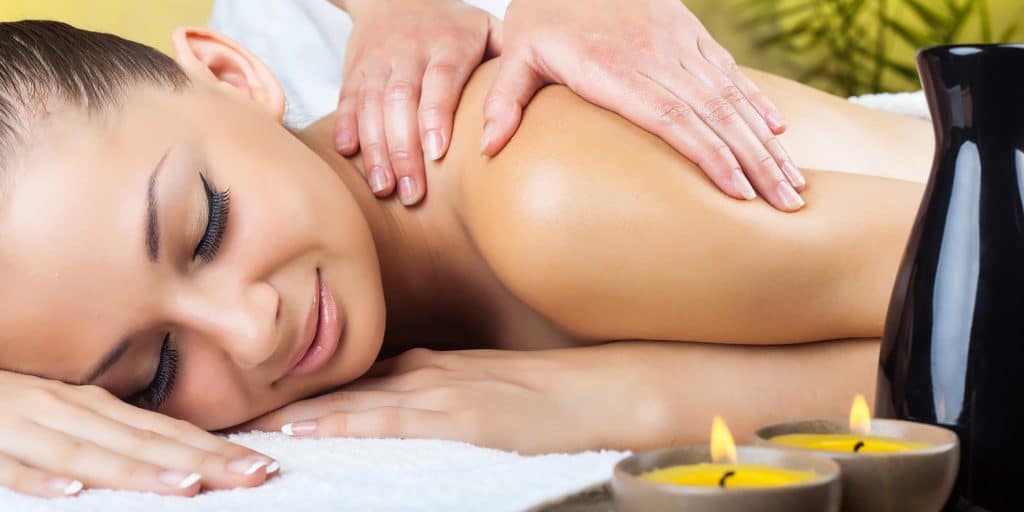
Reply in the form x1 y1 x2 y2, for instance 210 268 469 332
755 395 959 512
613 417 841 512
640 417 818 488
769 396 929 453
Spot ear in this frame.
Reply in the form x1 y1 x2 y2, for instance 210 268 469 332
171 27 285 121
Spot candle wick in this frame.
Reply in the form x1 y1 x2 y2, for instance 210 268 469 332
718 470 736 488
853 441 865 453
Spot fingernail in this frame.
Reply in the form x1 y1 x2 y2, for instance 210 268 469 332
47 477 83 496
335 130 354 151
266 461 281 475
158 471 202 489
766 110 785 132
369 166 390 194
423 130 443 161
782 160 806 189
227 456 271 475
281 421 317 436
397 176 419 206
480 122 494 154
731 170 757 200
777 181 805 210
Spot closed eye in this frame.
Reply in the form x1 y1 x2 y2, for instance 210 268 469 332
195 173 230 263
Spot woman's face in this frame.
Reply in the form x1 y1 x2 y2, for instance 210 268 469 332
0 82 386 429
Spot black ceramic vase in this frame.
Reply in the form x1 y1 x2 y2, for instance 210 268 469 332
876 44 1024 511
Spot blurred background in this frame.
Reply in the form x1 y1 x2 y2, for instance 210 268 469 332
1 0 1022 96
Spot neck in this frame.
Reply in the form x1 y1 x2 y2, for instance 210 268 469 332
292 120 470 356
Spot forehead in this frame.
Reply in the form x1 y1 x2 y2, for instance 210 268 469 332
0 88 188 380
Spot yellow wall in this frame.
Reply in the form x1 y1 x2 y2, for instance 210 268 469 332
0 0 214 54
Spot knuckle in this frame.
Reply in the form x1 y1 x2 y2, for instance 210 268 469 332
720 85 747 106
701 96 739 124
656 101 695 126
404 347 434 361
402 366 445 385
387 149 416 166
385 80 419 103
326 414 350 437
756 153 779 175
425 61 461 79
361 141 386 156
25 387 64 409
357 89 383 112
761 134 782 150
701 144 734 171
125 428 162 450
76 384 113 399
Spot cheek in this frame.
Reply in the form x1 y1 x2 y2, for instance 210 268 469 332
161 347 259 429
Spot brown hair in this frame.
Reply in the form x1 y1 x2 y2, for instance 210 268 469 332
0 20 189 169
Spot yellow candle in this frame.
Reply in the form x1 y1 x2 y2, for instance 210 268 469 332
770 433 930 453
640 463 818 488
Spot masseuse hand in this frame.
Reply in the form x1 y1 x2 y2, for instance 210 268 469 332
0 370 277 498
484 0 806 211
332 0 501 205
237 345 672 454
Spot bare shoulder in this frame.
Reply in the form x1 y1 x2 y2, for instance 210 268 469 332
450 61 716 339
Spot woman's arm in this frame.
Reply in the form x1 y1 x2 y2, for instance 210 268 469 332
237 338 878 452
452 61 932 345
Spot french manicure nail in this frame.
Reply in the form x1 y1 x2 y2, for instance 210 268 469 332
423 130 443 161
731 170 757 200
266 461 281 474
281 421 317 436
227 456 270 476
369 166 390 194
397 176 419 206
782 160 806 189
777 181 805 210
480 122 494 154
46 477 83 496
159 471 202 489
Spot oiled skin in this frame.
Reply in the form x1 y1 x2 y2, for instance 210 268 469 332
297 60 933 442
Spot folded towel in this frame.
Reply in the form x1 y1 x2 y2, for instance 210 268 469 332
0 433 628 512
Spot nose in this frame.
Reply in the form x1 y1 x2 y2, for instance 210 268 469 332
173 279 280 369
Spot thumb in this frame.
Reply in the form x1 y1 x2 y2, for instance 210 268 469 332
481 55 546 156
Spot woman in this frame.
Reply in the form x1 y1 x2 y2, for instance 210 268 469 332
0 20 932 498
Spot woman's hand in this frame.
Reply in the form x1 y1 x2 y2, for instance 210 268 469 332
0 371 277 498
236 345 674 454
332 0 501 205
483 0 807 211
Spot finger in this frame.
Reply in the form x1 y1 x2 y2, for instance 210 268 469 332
384 65 427 206
334 80 361 155
77 386 267 463
280 407 451 440
485 15 503 57
419 53 475 162
481 54 547 156
0 453 82 498
2 421 202 496
357 70 396 197
35 404 271 490
697 35 786 135
244 391 409 433
645 64 803 211
683 57 805 191
581 68 753 201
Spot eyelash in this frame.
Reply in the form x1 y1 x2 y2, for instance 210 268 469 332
134 334 178 410
194 174 231 263
136 174 230 410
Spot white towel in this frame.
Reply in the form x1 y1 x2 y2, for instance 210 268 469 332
0 433 627 511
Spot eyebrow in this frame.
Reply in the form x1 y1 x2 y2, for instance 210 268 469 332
79 149 170 385
145 149 170 262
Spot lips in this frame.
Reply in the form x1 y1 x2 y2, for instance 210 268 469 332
284 269 341 378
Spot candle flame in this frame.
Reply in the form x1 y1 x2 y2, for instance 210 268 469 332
850 394 871 435
710 416 738 464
